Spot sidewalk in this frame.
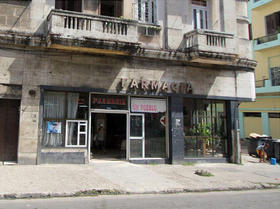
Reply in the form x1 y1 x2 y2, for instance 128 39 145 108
0 155 279 199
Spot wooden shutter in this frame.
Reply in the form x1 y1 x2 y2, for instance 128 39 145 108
115 0 123 17
55 0 64 9
74 0 82 12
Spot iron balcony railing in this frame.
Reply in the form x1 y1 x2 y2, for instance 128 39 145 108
255 33 279 45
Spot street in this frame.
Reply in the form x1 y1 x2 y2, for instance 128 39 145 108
0 190 279 209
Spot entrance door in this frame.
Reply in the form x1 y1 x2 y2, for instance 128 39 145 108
90 112 127 159
129 114 145 158
0 99 20 162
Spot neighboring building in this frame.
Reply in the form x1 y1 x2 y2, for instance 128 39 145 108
239 0 280 139
0 0 255 165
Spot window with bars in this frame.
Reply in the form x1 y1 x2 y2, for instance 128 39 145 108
135 0 157 24
192 0 208 29
265 11 280 36
271 67 280 86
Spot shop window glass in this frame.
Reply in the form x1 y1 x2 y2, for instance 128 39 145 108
144 112 166 158
130 139 143 158
130 98 167 159
130 115 144 138
183 99 227 158
42 91 88 148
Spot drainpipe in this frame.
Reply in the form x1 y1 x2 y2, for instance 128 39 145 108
164 0 169 49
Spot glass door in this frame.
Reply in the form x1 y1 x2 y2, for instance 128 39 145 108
129 114 145 158
192 5 208 29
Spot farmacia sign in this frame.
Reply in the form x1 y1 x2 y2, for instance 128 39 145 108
119 78 192 94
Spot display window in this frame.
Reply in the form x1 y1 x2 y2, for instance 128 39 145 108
130 98 167 159
183 98 227 158
42 91 88 148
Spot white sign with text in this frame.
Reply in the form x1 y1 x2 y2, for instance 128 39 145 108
131 98 166 113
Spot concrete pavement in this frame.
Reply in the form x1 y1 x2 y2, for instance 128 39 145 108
0 155 279 199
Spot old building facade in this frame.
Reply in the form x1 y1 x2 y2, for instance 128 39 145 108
0 0 256 165
239 0 280 139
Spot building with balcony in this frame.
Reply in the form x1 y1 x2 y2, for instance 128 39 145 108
239 0 280 139
0 0 255 165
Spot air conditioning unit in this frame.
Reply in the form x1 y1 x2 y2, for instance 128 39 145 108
139 26 159 37
144 27 158 36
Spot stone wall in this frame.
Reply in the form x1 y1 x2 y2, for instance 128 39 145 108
0 0 253 60
0 0 31 31
0 47 255 164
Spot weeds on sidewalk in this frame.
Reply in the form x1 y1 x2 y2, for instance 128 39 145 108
194 169 214 177
74 189 123 197
183 162 195 166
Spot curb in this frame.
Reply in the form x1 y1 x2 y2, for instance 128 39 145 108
1 185 279 200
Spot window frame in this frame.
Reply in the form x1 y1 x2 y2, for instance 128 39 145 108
65 120 88 148
135 0 158 24
129 113 145 140
270 66 280 86
42 91 89 148
265 11 280 36
192 2 209 30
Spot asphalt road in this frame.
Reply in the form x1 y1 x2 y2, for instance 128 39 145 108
0 190 279 209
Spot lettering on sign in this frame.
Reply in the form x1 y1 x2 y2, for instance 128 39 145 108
131 98 166 113
119 78 192 94
91 94 128 110
92 97 126 105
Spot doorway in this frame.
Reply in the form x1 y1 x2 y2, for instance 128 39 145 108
100 0 123 17
55 0 82 12
0 99 20 163
90 112 127 159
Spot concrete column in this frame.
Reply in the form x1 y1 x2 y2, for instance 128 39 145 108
17 53 41 165
261 112 270 136
17 85 40 165
168 96 184 164
227 101 241 164
211 0 221 31
222 0 236 34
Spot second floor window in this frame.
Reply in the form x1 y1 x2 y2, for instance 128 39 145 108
100 0 123 17
271 67 280 86
265 11 280 35
135 0 157 24
55 0 82 12
192 0 208 30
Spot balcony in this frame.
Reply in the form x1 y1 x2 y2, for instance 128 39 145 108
251 0 273 9
47 9 140 54
254 33 280 51
184 29 237 65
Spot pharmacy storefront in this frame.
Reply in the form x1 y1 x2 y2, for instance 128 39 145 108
40 75 187 164
40 90 168 164
39 75 233 164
